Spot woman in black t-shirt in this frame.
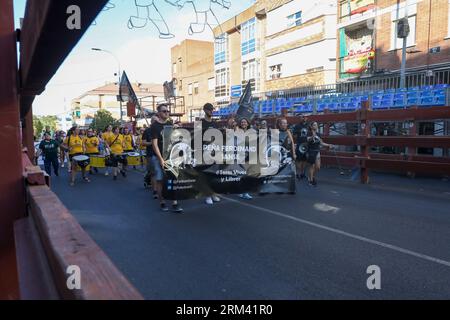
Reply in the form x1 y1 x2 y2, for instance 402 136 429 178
307 122 334 187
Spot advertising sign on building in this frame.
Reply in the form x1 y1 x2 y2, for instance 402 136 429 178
350 0 375 15
343 49 375 74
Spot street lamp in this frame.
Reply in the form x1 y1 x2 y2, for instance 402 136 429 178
91 48 123 123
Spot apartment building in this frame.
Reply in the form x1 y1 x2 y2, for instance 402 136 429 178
212 4 267 107
211 0 338 105
262 0 337 91
171 39 215 121
337 0 450 80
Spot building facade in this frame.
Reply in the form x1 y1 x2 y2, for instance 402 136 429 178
262 0 337 91
171 39 215 122
337 0 450 81
71 82 164 127
212 4 267 107
212 0 338 105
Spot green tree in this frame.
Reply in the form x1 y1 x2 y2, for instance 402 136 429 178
33 116 43 137
33 115 57 137
90 109 120 132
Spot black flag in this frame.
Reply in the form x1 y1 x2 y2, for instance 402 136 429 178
119 71 138 105
163 79 176 101
236 82 253 122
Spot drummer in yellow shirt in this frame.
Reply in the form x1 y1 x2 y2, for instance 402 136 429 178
136 127 147 169
105 126 127 180
102 125 114 176
62 126 90 186
123 127 134 152
123 127 136 170
84 128 100 175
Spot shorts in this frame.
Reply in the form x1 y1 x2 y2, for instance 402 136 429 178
146 155 154 174
307 151 320 165
296 152 308 162
110 154 128 167
150 155 164 181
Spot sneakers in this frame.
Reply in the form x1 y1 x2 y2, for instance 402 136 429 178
308 179 317 187
153 191 158 200
172 203 184 213
160 202 183 213
206 196 221 205
105 171 109 176
61 163 64 168
239 193 253 200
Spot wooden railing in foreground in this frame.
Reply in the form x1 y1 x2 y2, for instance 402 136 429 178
14 151 143 299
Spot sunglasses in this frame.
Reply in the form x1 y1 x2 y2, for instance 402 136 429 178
160 110 169 113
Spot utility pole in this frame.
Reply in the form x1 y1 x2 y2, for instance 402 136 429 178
92 48 123 123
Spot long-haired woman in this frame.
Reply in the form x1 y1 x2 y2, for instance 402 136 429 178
306 121 334 187
236 118 253 200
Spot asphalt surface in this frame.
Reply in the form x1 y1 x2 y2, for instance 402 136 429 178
49 163 450 299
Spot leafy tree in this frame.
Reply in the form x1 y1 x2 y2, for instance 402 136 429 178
33 116 43 137
33 115 57 137
90 109 120 133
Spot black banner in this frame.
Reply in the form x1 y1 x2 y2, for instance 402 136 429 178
119 71 138 105
161 127 296 200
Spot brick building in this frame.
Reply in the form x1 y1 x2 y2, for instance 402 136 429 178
171 39 215 122
337 0 450 81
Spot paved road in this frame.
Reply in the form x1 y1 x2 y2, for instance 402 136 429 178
50 165 450 299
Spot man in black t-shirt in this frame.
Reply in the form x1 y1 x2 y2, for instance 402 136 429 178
39 132 60 176
151 103 183 213
201 103 221 205
292 115 309 180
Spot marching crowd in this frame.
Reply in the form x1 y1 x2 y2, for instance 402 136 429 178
37 102 334 214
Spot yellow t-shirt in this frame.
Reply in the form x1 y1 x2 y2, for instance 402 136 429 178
102 131 114 142
123 134 133 151
107 134 124 155
63 135 83 155
139 134 146 150
83 136 99 154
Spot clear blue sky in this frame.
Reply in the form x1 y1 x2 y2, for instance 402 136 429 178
13 0 255 115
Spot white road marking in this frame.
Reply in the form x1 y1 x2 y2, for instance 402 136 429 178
221 196 450 268
313 203 340 214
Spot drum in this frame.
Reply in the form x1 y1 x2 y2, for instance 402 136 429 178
90 154 106 168
73 155 90 171
126 152 141 166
